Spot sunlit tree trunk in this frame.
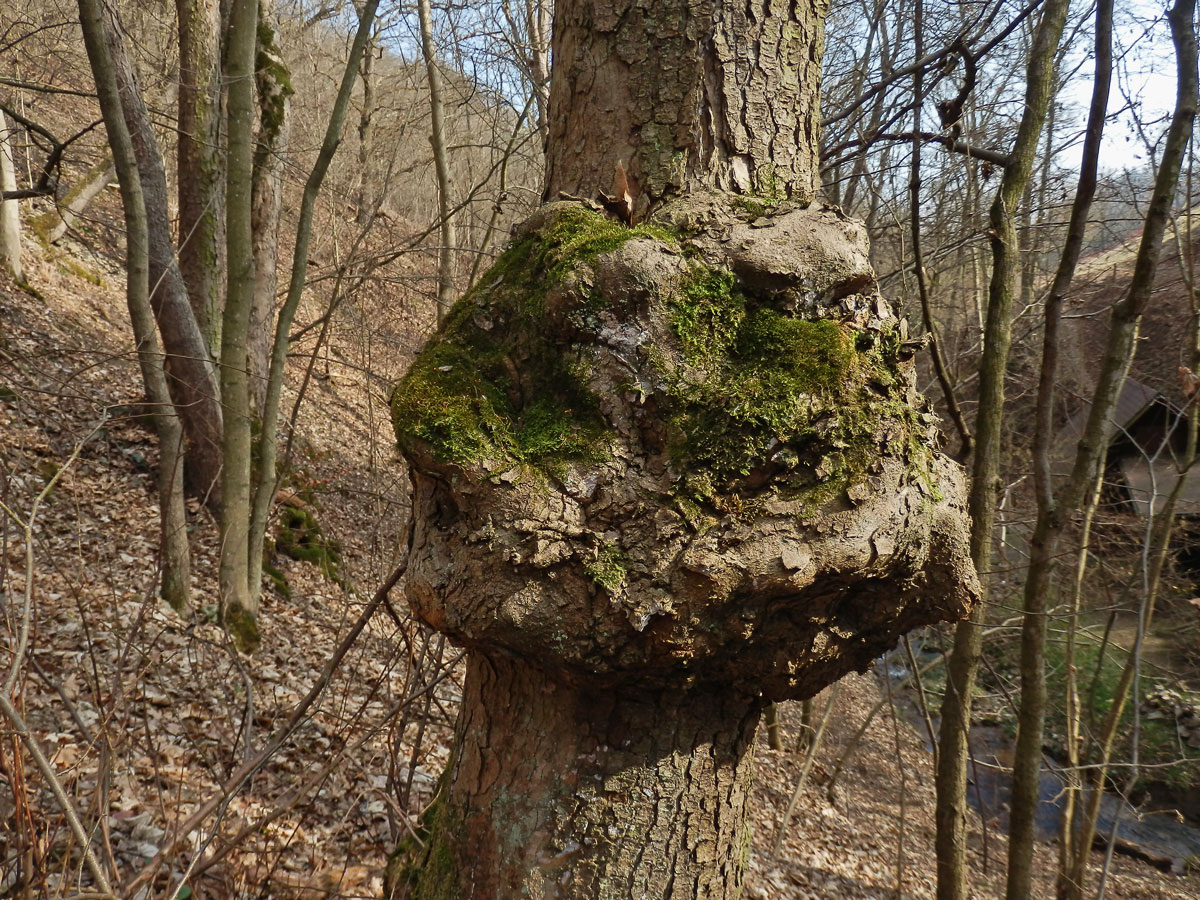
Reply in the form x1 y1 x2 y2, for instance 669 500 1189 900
245 0 380 620
248 0 292 417
543 0 824 211
418 0 457 323
99 3 224 503
0 110 22 281
390 3 976 898
77 0 191 613
1056 2 1197 896
218 0 260 648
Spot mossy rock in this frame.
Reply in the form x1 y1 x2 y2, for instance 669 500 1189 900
274 506 343 585
393 197 977 699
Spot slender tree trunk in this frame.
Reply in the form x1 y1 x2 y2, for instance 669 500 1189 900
934 3 1069 899
219 0 260 648
0 110 24 281
389 654 762 900
354 13 376 226
77 0 191 613
100 5 224 503
544 0 824 210
908 0 971 461
176 0 225 352
29 155 115 245
248 0 292 417
417 0 457 323
1005 2 1113 896
246 0 380 615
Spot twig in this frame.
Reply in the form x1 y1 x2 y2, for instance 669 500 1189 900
0 692 116 896
121 525 414 896
3 426 98 696
771 681 843 858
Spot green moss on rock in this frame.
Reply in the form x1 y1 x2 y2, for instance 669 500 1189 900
275 507 343 585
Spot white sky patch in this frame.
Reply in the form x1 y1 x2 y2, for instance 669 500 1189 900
1061 0 1181 174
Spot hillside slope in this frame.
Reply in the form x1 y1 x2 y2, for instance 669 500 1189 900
2 230 1197 898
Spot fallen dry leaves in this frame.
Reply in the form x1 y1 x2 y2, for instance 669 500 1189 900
2 239 1197 900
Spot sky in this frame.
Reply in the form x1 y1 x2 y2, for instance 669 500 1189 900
1061 0 1185 174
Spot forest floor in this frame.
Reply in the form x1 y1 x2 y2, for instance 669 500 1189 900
2 236 1199 900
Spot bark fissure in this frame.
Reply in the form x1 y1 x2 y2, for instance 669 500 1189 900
544 0 825 210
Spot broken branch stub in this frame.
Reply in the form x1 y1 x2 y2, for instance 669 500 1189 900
394 195 978 700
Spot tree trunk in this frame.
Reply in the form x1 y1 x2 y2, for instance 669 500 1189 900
219 0 260 649
0 110 24 281
101 4 224 503
525 0 551 139
354 13 376 226
248 0 292 417
544 0 825 211
29 155 115 245
77 0 191 614
392 3 977 897
390 654 761 900
246 0 380 618
417 0 457 324
176 0 225 352
1056 2 1197 896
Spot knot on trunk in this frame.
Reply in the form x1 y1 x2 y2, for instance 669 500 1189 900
392 195 978 699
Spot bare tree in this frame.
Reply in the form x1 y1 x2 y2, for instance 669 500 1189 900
933 2 1070 899
176 0 224 350
418 0 457 323
76 0 191 612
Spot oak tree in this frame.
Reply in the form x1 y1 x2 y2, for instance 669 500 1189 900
388 1 978 897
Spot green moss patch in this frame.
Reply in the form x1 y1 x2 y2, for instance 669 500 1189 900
393 208 667 472
275 507 343 585
665 265 919 507
394 203 927 511
585 543 627 593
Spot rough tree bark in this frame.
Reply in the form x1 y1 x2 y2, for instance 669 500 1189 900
543 0 825 212
387 3 978 897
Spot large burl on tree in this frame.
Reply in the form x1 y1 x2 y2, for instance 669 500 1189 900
387 2 978 898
